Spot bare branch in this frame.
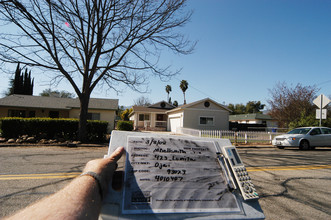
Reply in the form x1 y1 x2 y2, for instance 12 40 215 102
0 0 195 140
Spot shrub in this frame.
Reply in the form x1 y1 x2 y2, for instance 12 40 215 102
0 117 108 142
87 120 108 142
117 120 133 131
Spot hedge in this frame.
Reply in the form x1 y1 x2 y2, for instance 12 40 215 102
0 117 108 142
117 120 133 131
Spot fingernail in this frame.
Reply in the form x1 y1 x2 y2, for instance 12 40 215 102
116 147 124 152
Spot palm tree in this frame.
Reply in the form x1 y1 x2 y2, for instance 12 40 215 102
165 85 172 103
180 80 188 104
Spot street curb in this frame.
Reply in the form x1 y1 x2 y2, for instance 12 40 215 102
235 145 274 148
0 143 108 148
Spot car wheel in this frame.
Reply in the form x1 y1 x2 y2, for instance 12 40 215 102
299 140 310 150
277 146 284 149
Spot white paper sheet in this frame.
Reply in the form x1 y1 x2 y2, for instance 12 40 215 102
122 136 240 214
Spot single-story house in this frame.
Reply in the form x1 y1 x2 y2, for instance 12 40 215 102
129 101 175 131
0 94 118 131
229 113 278 129
129 98 231 132
166 98 231 132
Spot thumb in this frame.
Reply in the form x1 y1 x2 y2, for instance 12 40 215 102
107 147 125 163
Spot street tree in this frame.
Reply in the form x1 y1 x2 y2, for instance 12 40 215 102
267 82 318 128
180 80 188 104
0 0 194 141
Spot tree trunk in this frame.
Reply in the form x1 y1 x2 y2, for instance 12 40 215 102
78 93 90 143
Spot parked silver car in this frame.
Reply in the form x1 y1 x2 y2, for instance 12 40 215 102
272 127 331 150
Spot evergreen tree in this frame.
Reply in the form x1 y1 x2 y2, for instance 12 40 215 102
7 63 34 96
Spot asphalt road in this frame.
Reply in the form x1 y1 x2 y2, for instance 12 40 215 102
0 146 331 219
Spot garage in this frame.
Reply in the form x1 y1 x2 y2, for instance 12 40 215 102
169 117 181 133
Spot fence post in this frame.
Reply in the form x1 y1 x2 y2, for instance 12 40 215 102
269 133 272 144
245 133 247 144
234 132 237 145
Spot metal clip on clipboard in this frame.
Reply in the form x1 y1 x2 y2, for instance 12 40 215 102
216 152 236 191
215 142 236 191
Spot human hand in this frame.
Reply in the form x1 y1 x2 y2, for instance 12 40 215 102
83 147 125 194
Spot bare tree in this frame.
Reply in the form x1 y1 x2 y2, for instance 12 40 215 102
267 82 319 128
134 96 151 106
0 0 194 141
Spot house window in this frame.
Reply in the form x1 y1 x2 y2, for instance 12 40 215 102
139 114 150 121
204 101 210 108
28 111 36 117
8 110 26 117
156 114 166 121
200 116 214 125
88 113 100 120
49 111 59 118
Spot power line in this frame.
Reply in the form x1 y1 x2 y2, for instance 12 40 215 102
316 79 331 86
173 77 223 104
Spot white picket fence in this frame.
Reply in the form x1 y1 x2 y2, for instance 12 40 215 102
199 130 284 144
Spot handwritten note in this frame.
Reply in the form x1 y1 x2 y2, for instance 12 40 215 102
122 136 239 214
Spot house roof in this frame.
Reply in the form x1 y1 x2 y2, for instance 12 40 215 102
0 95 118 110
148 101 175 109
166 98 231 113
129 101 175 117
130 105 169 114
229 113 273 121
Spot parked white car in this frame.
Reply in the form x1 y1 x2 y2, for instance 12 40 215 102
272 127 331 150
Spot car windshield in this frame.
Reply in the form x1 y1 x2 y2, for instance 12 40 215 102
287 128 311 134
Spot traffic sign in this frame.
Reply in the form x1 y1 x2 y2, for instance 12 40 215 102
316 109 327 119
313 94 330 108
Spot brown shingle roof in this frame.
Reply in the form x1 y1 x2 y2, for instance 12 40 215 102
131 106 169 113
0 95 118 110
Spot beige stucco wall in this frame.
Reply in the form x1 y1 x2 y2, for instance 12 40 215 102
183 108 229 130
69 108 116 132
189 101 225 110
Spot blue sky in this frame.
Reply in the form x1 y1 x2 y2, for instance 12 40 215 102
1 0 331 108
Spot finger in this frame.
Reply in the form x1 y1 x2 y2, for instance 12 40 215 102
107 147 125 162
